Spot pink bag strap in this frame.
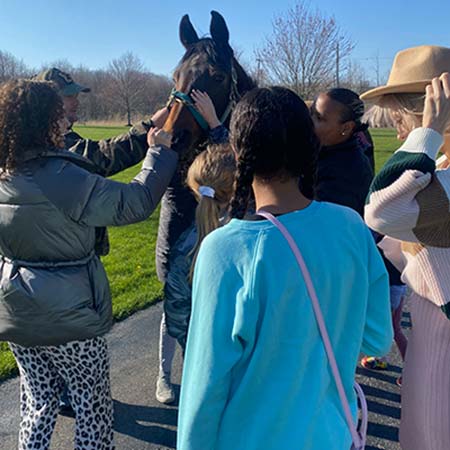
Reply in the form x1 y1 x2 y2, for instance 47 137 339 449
257 210 365 449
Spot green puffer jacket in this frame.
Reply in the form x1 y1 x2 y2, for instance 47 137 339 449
0 146 178 347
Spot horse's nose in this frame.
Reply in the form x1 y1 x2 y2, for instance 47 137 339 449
171 130 192 156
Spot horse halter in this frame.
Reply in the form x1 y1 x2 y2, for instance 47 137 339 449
166 62 240 132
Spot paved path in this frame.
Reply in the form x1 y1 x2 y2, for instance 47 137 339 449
0 303 407 450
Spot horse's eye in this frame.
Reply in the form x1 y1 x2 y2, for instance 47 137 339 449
213 74 226 83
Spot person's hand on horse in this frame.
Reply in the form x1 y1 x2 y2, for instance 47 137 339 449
423 72 450 136
151 107 170 129
148 127 173 149
192 90 221 129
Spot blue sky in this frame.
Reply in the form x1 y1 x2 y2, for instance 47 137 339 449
1 0 449 82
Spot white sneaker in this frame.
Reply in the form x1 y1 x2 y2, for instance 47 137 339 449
156 373 175 404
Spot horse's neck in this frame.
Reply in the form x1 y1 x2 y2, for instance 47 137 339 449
233 59 256 93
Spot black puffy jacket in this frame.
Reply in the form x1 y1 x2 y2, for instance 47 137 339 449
314 134 374 217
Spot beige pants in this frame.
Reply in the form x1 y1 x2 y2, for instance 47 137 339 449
400 294 450 450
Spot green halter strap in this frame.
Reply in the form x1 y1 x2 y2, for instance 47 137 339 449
166 89 210 131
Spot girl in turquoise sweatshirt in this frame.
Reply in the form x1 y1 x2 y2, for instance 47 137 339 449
178 87 393 450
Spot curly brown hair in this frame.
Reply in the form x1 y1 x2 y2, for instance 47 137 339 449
0 79 65 173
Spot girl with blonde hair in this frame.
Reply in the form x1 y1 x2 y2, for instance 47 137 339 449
163 146 236 350
363 45 450 449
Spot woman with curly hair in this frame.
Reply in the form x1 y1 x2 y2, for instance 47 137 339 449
0 79 180 450
177 87 393 450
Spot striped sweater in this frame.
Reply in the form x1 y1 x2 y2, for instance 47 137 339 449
365 127 450 318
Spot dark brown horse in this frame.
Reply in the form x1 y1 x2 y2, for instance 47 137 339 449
156 11 255 283
164 10 255 156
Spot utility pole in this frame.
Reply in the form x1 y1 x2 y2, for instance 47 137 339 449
336 42 340 87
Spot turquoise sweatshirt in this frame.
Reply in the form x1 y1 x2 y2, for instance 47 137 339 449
178 201 393 450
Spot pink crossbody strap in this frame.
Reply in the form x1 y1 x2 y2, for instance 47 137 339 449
257 210 367 449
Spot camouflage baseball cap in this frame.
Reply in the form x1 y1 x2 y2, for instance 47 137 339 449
34 68 90 96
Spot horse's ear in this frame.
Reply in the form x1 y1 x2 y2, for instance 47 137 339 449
179 14 199 48
210 11 230 48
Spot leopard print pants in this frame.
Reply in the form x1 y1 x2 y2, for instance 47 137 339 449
9 337 114 450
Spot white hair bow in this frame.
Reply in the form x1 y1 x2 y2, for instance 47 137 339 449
198 186 215 198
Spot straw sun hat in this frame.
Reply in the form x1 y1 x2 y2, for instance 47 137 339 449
360 45 450 103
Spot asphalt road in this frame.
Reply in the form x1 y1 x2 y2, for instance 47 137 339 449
0 302 406 450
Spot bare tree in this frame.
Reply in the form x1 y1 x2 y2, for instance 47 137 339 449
4 49 172 123
74 67 112 122
140 73 172 114
341 59 372 94
106 52 147 126
255 2 354 99
0 50 30 82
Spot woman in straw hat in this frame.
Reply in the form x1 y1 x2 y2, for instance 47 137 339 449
362 45 450 450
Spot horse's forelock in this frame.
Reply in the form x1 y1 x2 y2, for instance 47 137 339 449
177 38 233 74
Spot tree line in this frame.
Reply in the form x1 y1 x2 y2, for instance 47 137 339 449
1 2 382 124
0 49 172 125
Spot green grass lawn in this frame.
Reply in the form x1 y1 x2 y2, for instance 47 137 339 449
0 126 400 381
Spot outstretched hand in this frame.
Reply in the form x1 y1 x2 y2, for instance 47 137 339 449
191 90 221 129
147 127 173 148
423 73 450 135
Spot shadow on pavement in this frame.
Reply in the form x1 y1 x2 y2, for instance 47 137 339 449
360 383 401 403
357 366 398 384
357 365 402 448
113 396 179 449
401 310 412 329
366 399 401 420
367 421 399 442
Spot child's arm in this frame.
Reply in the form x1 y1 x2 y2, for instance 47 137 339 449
361 228 393 357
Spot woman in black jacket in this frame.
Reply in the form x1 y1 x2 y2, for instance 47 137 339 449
310 88 374 216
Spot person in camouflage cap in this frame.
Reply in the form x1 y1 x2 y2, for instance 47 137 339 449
34 67 168 256
34 67 168 178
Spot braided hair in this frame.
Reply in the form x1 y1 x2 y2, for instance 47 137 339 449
229 87 320 219
326 88 368 133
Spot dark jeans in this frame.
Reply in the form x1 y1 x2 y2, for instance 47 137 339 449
156 171 197 283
